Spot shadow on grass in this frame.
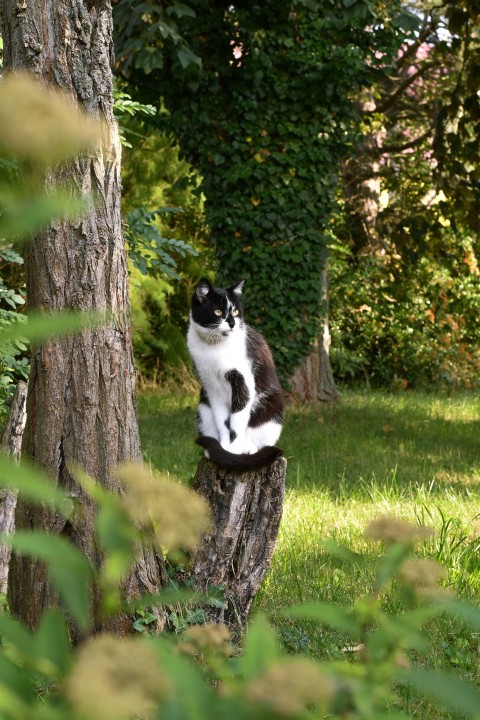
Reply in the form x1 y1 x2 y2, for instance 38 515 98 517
138 388 480 497
282 390 480 497
137 391 200 482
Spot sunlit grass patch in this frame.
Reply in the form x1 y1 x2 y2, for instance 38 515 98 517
138 387 480 716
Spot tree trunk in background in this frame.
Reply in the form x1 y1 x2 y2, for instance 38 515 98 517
342 93 382 257
289 265 340 403
0 381 27 594
2 0 166 635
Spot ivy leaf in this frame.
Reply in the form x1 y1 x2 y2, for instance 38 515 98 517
177 45 202 70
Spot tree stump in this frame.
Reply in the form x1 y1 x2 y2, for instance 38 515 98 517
0 381 28 593
191 455 286 630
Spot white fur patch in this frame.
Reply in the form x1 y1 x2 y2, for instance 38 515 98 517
188 316 256 450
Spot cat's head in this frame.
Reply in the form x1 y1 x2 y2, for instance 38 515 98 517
191 278 244 340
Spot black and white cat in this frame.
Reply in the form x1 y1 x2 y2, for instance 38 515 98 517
187 278 283 470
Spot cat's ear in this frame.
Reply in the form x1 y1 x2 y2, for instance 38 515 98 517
195 278 212 302
229 280 245 297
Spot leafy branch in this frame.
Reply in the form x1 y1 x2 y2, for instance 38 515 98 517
124 206 198 279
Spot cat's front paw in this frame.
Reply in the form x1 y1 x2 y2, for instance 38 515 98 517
229 438 258 455
227 438 244 455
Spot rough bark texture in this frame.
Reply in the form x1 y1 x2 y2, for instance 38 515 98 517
191 456 286 630
2 0 166 634
0 381 28 594
289 266 340 403
342 93 383 256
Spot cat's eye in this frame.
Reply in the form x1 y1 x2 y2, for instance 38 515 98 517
232 309 240 317
214 309 223 317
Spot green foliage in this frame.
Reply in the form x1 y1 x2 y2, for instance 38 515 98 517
125 205 198 279
118 98 212 377
113 1 480 389
0 245 28 419
113 88 156 148
0 152 28 420
114 0 407 385
329 227 480 389
3 448 480 718
329 0 480 390
129 267 191 375
434 0 480 234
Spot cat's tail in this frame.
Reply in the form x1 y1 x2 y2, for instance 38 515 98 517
196 436 283 471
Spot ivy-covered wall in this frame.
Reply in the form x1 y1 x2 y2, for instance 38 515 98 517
115 0 400 385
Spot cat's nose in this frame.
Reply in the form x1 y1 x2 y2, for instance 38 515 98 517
227 316 235 328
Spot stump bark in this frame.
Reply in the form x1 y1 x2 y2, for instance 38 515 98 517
0 381 28 593
191 455 286 630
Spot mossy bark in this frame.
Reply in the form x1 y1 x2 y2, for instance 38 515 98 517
1 0 166 636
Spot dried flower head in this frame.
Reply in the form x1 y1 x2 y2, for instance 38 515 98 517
179 623 232 657
365 516 434 545
0 73 101 164
65 634 168 720
400 558 448 596
115 462 211 552
246 658 334 716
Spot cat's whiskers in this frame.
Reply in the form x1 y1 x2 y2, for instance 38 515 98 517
204 325 223 345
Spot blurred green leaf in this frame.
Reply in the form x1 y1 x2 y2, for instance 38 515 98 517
0 613 34 659
126 588 198 611
238 614 281 681
152 637 215 719
375 542 411 591
438 597 480 631
35 609 71 677
0 189 87 241
287 601 361 636
0 455 71 514
5 531 94 631
0 310 105 348
97 502 136 560
397 667 480 716
0 654 33 712
322 539 366 566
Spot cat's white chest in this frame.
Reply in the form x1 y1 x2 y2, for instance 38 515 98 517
187 323 253 394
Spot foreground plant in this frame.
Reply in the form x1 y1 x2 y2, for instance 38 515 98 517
1 455 480 720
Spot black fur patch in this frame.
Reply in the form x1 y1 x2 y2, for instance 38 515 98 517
245 327 284 428
225 369 250 412
224 417 236 442
196 436 282 471
191 278 244 329
199 387 210 406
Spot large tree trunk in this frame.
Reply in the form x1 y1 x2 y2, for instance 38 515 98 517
192 456 286 631
289 265 340 403
2 0 166 635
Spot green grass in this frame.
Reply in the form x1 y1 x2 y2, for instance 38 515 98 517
138 387 480 718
